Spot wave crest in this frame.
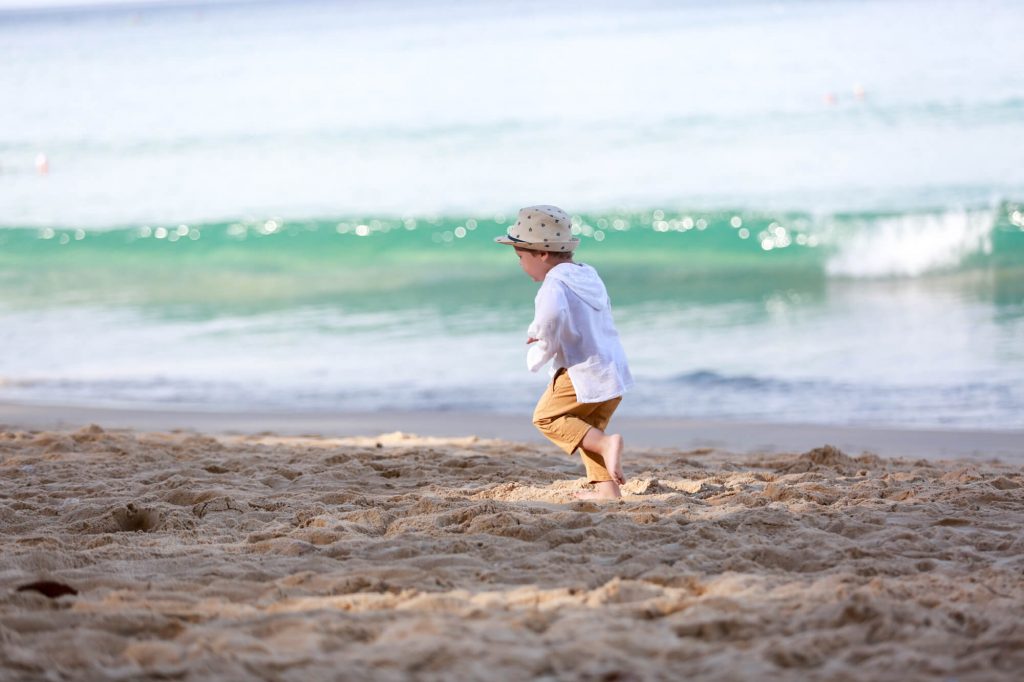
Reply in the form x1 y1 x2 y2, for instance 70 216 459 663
825 208 996 278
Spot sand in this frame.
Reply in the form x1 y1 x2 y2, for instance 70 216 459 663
1 425 1022 681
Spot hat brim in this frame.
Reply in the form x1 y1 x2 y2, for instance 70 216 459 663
494 235 580 252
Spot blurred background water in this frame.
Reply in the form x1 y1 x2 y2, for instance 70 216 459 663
1 0 1023 428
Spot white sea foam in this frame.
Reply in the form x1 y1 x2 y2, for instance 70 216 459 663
825 209 995 278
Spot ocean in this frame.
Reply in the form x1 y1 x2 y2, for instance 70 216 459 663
1 0 1023 429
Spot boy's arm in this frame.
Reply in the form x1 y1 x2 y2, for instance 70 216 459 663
525 281 565 372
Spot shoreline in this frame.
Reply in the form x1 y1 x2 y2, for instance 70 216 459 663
2 400 1022 462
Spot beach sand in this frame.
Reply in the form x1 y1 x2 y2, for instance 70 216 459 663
1 424 1022 680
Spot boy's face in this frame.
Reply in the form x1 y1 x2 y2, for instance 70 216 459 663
515 248 554 282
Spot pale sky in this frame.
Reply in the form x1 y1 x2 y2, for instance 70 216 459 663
0 0 232 9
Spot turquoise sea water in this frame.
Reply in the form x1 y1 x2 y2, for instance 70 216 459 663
2 0 1023 428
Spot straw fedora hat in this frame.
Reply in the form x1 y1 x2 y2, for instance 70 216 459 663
494 205 580 252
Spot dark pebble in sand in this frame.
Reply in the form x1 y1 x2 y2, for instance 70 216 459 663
16 581 78 598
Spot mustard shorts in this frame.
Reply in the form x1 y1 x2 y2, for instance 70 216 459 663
532 368 622 483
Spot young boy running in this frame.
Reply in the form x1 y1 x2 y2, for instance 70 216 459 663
495 205 634 499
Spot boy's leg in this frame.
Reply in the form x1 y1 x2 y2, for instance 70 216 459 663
576 397 623 483
533 370 624 497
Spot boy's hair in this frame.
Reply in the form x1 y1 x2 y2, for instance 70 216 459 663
514 247 574 261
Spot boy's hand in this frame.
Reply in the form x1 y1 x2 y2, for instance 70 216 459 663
527 337 539 344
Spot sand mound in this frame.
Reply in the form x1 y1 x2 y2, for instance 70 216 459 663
1 426 1022 680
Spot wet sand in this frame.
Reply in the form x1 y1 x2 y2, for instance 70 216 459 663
3 401 1023 461
1 425 1022 681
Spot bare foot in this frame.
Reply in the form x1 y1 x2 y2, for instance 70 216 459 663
603 434 625 485
574 480 621 500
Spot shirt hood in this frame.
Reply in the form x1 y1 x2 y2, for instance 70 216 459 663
545 262 608 310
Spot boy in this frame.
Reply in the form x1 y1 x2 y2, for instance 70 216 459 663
495 205 634 500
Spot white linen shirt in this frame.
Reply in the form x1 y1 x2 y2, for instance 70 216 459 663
526 262 634 403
